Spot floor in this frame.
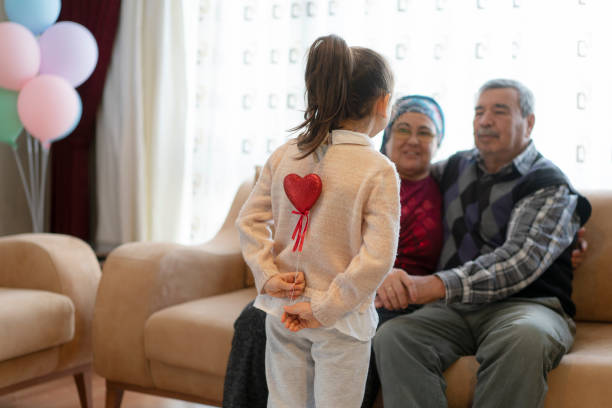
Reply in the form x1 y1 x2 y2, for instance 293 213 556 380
0 373 217 408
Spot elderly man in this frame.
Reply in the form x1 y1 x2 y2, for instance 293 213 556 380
373 79 591 408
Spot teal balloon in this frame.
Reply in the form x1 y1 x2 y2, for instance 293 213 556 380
4 0 61 36
0 87 23 147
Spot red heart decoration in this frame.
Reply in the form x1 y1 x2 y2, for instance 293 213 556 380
283 173 322 213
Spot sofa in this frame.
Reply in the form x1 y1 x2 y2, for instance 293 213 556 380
93 173 612 407
0 233 101 407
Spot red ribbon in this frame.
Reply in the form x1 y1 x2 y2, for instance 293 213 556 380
291 210 310 252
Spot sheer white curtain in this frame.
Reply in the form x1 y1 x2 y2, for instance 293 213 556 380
96 0 611 246
96 0 190 246
185 0 612 245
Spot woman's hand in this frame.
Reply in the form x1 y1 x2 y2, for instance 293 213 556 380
571 227 588 269
375 268 412 310
262 272 305 298
281 302 322 332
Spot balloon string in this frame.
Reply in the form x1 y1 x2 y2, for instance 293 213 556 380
12 147 36 231
26 135 37 224
33 135 39 212
38 146 49 231
32 135 41 231
290 251 301 302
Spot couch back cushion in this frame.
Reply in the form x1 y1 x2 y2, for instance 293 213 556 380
243 166 263 288
572 190 612 322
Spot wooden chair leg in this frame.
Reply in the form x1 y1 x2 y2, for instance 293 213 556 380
73 369 93 408
105 381 124 408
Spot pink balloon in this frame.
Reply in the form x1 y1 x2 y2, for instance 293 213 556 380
17 75 81 147
39 21 98 88
0 22 41 91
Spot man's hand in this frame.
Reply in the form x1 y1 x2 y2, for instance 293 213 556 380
571 227 588 269
262 272 305 298
281 302 322 332
375 268 411 310
402 274 446 305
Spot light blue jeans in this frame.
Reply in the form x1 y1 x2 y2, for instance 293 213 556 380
373 298 575 408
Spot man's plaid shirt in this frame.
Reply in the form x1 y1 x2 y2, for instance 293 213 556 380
431 142 580 305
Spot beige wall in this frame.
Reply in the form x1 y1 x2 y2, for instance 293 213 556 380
0 1 38 235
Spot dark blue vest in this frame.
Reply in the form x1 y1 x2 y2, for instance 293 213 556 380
437 150 591 317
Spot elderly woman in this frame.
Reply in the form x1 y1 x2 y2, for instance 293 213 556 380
364 95 445 406
374 95 444 318
223 95 447 408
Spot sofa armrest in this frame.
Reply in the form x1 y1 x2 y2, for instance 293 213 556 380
0 233 101 369
93 235 246 387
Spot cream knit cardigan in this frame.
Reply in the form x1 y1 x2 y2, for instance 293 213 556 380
237 130 400 338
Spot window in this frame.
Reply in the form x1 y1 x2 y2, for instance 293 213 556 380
187 0 612 242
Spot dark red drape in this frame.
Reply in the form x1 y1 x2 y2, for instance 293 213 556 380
50 0 121 242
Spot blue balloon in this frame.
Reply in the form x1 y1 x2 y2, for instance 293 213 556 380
4 0 61 36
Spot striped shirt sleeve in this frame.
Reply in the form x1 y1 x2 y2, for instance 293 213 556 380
436 185 580 304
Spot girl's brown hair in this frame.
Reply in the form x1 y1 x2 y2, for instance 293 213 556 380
290 34 394 159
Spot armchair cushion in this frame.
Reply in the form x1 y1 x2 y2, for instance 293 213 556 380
144 287 256 378
0 233 101 370
0 288 74 361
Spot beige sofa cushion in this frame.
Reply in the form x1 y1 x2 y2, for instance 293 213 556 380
572 190 612 322
144 287 256 377
439 322 612 408
0 288 74 361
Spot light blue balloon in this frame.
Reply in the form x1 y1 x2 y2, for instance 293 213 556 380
4 0 61 36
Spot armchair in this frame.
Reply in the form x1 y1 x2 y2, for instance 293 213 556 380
93 177 256 407
0 233 101 407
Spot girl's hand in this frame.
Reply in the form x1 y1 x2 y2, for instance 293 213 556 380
262 272 305 298
281 302 321 332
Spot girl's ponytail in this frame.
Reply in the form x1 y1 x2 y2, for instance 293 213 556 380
292 34 393 159
292 35 353 159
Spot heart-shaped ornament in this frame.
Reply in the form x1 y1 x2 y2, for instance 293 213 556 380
283 173 322 213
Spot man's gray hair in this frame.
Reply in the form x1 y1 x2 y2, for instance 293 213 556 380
478 79 535 117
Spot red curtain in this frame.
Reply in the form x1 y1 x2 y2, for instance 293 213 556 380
50 0 121 242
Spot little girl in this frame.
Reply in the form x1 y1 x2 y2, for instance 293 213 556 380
237 34 400 408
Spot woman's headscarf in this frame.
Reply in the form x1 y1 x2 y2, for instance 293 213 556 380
380 95 445 155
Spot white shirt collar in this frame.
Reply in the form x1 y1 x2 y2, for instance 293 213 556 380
330 129 373 147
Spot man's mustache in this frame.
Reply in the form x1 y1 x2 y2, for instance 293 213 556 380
476 128 499 138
